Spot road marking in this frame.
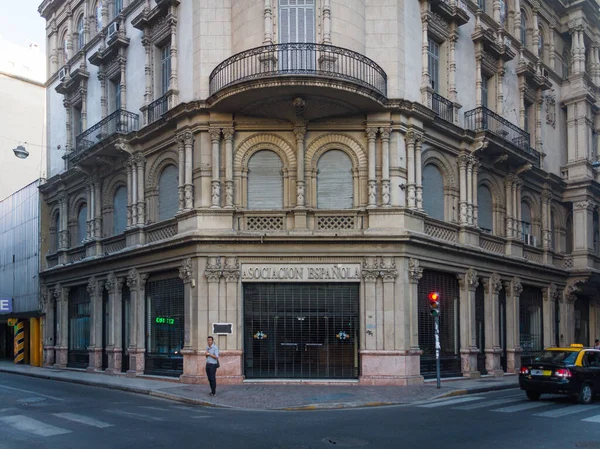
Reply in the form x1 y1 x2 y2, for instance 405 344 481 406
169 405 203 411
453 398 523 410
492 402 553 413
104 409 165 422
0 408 17 413
582 413 600 423
53 412 114 428
534 405 599 418
0 415 71 437
190 416 211 419
138 406 167 411
419 396 485 408
0 385 63 401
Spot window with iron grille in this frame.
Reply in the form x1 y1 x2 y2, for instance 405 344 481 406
418 270 461 378
160 44 171 96
428 40 440 93
519 286 543 360
475 284 486 374
244 283 359 379
68 285 90 368
121 285 131 372
145 276 184 376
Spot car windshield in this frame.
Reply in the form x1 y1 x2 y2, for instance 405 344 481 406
533 350 578 365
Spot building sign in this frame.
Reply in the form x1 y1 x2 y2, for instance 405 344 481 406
212 323 233 335
155 317 175 325
241 264 362 282
0 298 12 314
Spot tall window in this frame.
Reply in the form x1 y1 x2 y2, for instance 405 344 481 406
538 30 544 60
158 165 179 221
477 184 493 233
499 0 507 26
550 211 556 250
73 106 83 139
61 31 69 65
76 16 85 51
566 215 573 254
477 0 485 11
77 204 88 245
481 75 489 109
96 1 103 32
521 200 532 240
594 210 600 255
248 151 283 210
520 12 527 47
53 213 60 252
110 79 121 112
113 186 127 235
317 150 353 209
422 164 444 221
428 40 440 93
114 0 122 18
524 103 532 134
279 0 315 43
562 49 570 79
160 44 171 96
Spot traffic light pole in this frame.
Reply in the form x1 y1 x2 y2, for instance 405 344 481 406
434 314 441 389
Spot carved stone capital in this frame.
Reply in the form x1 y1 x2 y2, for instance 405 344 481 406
126 268 139 289
362 257 379 282
105 272 118 292
205 256 222 283
293 122 307 141
408 258 423 284
177 131 193 146
505 277 523 297
365 127 378 141
87 276 99 296
222 127 235 141
543 283 558 302
223 256 240 282
483 272 503 294
208 127 221 142
179 258 195 285
574 200 595 211
458 268 479 292
379 127 392 140
380 257 398 282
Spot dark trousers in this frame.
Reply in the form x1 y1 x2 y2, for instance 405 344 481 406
206 364 217 394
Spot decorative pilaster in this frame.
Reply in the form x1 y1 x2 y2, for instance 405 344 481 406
408 258 423 351
64 99 73 152
263 0 273 45
85 179 94 241
541 190 552 251
471 157 479 227
177 134 185 212
448 28 458 105
542 283 558 348
362 257 379 351
87 276 104 371
54 284 70 368
504 175 513 239
179 258 196 351
415 134 424 211
134 153 146 223
482 273 504 376
58 192 69 250
125 159 133 227
458 153 469 225
504 277 523 373
223 128 235 209
420 5 430 95
366 127 378 208
104 272 124 374
322 0 332 45
294 115 307 208
93 176 102 238
50 19 59 73
380 127 392 207
466 156 473 225
457 268 480 378
209 128 221 208
125 268 147 376
406 130 417 210
142 36 152 124
169 5 179 102
179 132 194 211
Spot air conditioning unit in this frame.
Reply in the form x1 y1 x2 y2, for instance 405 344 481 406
107 22 119 39
58 67 68 81
525 234 537 247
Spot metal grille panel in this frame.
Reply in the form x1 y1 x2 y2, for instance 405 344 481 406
102 289 109 370
244 283 359 379
418 270 461 378
520 286 543 365
121 286 131 372
475 284 486 374
145 277 184 377
68 285 90 368
574 297 590 346
499 288 507 371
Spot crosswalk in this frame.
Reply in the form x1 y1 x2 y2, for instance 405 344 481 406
417 392 600 423
0 403 212 440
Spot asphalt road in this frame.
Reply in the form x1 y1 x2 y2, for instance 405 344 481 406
0 373 599 449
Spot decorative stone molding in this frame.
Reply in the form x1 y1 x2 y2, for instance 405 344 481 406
179 258 195 287
234 133 296 170
457 268 479 291
105 272 117 292
87 276 100 297
574 200 595 211
505 277 523 297
483 272 503 294
126 268 139 289
564 278 586 302
408 258 423 284
380 257 398 282
205 256 222 283
54 283 63 300
543 283 558 302
362 257 379 282
39 284 49 312
223 256 240 283
544 90 556 128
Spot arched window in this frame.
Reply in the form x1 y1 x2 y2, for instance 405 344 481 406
566 215 573 254
60 31 69 65
77 204 88 245
52 212 60 252
76 16 85 51
520 12 527 47
113 186 127 235
538 30 544 60
317 150 353 209
550 210 556 250
422 164 444 221
521 200 532 241
95 1 103 33
562 49 570 79
477 184 493 233
114 0 123 18
247 150 283 210
158 165 179 221
499 0 507 26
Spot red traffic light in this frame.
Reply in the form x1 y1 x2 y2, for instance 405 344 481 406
429 292 440 316
428 292 440 302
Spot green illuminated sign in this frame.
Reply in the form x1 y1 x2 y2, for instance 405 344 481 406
155 317 175 325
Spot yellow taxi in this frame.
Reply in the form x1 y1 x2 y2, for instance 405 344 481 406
519 344 600 404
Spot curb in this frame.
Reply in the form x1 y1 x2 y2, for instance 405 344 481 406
431 383 519 400
277 401 400 411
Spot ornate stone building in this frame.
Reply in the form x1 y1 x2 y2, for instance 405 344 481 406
38 0 600 385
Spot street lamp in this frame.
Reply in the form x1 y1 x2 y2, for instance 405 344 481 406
12 145 29 159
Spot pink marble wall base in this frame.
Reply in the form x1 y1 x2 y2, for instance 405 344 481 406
43 346 55 367
181 350 244 384
54 347 67 368
485 348 504 376
507 348 522 373
87 348 103 372
460 349 481 378
105 348 122 375
126 350 145 377
359 351 424 385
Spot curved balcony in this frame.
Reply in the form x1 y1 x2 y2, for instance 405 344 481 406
208 43 388 119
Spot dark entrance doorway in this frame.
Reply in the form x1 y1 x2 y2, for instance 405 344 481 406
244 283 359 379
102 289 109 370
68 285 90 368
475 284 486 374
0 323 13 360
574 297 590 346
499 289 507 372
121 286 130 373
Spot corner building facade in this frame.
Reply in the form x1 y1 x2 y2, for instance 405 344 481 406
38 0 600 384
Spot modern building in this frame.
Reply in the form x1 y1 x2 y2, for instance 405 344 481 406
38 0 600 384
0 180 44 366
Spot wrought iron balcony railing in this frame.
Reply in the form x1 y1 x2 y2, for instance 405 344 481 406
431 92 455 123
209 42 387 98
71 109 139 159
147 95 168 125
464 106 541 166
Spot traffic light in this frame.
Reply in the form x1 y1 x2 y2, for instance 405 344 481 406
428 292 441 317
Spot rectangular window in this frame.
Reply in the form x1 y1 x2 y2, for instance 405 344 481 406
73 106 83 138
114 0 122 17
524 103 532 134
478 0 485 11
481 75 489 109
428 40 440 93
279 0 315 43
109 80 121 112
160 44 171 96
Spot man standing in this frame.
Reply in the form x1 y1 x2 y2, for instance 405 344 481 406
594 339 600 350
205 336 219 396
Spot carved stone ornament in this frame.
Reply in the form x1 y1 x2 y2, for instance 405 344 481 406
86 276 98 296
362 257 380 282
458 268 479 291
126 268 139 289
543 283 558 302
564 278 585 302
544 91 556 129
408 258 423 284
105 272 117 292
179 258 195 285
53 283 63 299
483 273 503 294
223 256 240 282
380 257 398 282
205 256 222 282
505 277 523 297
574 200 595 211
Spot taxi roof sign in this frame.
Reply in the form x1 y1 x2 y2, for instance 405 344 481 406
570 344 584 348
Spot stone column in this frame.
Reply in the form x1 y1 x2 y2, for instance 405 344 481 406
130 156 138 225
458 153 468 226
406 131 416 209
177 134 185 212
169 5 179 102
41 286 56 366
505 176 513 238
573 200 595 252
66 7 73 61
126 268 147 376
58 192 69 250
541 190 551 251
518 83 526 130
54 284 69 368
458 268 480 378
223 128 234 209
514 179 521 239
125 159 133 228
64 99 73 152
50 19 59 73
366 127 378 208
513 0 522 39
86 179 94 241
93 176 102 238
179 258 200 382
420 7 430 94
483 273 504 376
448 28 458 104
549 21 556 68
294 119 307 208
87 276 104 371
142 36 152 124
362 257 379 351
561 284 579 346
380 127 391 207
181 133 194 211
209 127 221 208
263 0 273 44
415 135 424 211
466 157 473 225
475 53 483 107
408 259 423 352
322 0 332 45
381 258 398 348
505 277 523 373
472 157 479 227
99 73 107 120
222 257 244 383
104 272 124 374
135 154 146 224
542 284 558 348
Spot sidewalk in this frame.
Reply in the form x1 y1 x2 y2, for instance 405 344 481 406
0 362 518 411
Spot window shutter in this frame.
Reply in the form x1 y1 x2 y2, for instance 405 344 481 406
158 165 179 221
317 150 353 209
279 0 314 43
77 205 87 245
422 165 444 221
477 185 493 232
113 186 127 235
248 150 283 210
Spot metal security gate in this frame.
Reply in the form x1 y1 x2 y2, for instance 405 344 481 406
145 276 184 377
68 286 90 368
520 286 543 366
475 284 486 375
244 283 359 379
102 289 109 370
574 297 590 346
418 270 461 378
499 289 507 372
121 286 130 373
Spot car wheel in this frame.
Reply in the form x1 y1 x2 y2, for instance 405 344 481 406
526 391 541 401
577 383 593 405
